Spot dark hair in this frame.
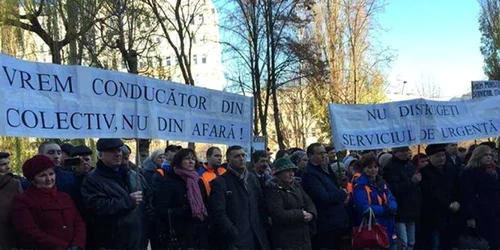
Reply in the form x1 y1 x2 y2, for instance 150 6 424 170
275 149 289 160
351 160 363 173
411 153 427 166
171 148 196 169
307 143 323 157
226 145 244 158
252 150 268 163
206 147 221 157
288 147 303 154
165 145 181 154
325 146 335 153
360 155 378 169
479 141 496 149
458 147 466 152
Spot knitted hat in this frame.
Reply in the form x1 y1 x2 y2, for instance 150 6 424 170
274 158 298 175
150 149 165 163
378 153 392 168
290 151 307 165
343 156 358 168
23 155 55 181
425 144 447 156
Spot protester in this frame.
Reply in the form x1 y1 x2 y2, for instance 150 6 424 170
60 143 75 170
199 147 226 195
460 145 500 249
465 144 478 164
420 144 461 250
11 155 86 250
353 155 398 250
326 146 337 165
265 158 317 250
210 145 270 250
81 138 149 249
142 149 166 185
161 145 182 172
153 148 209 249
384 147 421 250
0 152 22 249
301 143 350 250
70 145 93 219
290 150 308 178
446 143 464 172
275 149 290 160
457 147 467 162
411 153 428 169
38 141 76 196
251 150 272 188
121 145 138 172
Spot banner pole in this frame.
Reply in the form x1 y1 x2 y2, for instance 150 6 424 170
416 145 421 173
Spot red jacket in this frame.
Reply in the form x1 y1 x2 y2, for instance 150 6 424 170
11 186 86 250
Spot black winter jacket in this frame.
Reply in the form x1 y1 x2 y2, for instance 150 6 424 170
383 157 421 223
153 170 209 249
209 170 270 250
420 162 460 232
81 161 150 250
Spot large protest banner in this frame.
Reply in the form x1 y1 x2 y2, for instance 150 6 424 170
471 80 500 99
329 97 500 150
0 53 253 146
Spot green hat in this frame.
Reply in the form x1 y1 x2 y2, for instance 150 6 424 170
274 158 298 174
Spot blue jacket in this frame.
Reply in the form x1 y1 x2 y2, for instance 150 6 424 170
353 174 397 244
301 162 349 232
55 166 76 197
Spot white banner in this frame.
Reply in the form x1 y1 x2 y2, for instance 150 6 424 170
471 80 500 99
0 53 253 146
329 97 500 150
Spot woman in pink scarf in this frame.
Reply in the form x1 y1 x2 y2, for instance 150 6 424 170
152 148 209 249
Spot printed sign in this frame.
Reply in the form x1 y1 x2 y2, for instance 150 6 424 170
329 97 500 150
0 53 253 146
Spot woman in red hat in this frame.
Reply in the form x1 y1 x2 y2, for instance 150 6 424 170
11 155 86 250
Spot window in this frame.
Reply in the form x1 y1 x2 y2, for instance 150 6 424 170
147 57 153 67
192 36 196 44
199 14 204 24
139 61 145 68
193 54 198 65
156 37 161 43
212 8 215 15
166 56 171 66
202 54 207 64
190 17 195 25
175 57 178 65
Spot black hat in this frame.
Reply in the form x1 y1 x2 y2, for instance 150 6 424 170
0 152 9 159
60 143 74 155
96 138 124 152
392 146 410 153
425 144 447 156
165 145 182 153
71 146 92 157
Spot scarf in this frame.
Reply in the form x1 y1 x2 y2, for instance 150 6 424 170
226 165 249 191
173 167 208 221
485 163 498 179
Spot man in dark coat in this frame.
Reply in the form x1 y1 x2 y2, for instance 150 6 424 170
420 144 461 250
251 150 272 188
445 143 464 173
81 138 150 250
209 145 270 250
38 141 76 196
301 143 350 250
383 146 421 250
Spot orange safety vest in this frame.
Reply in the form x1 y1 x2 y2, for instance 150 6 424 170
364 184 388 206
347 172 362 194
156 168 165 177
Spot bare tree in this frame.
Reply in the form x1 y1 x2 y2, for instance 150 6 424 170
415 74 442 98
1 0 105 64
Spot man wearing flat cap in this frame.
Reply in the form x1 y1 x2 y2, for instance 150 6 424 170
81 138 150 250
419 144 461 250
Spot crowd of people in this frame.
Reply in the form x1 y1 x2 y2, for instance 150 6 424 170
0 139 499 250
